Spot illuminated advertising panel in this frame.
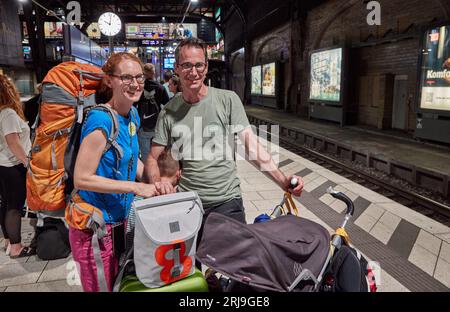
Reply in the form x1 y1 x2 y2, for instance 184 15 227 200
309 48 342 102
178 24 197 39
251 65 262 94
126 23 167 39
44 22 64 38
23 46 31 60
164 57 175 69
22 22 28 39
86 23 101 39
419 25 450 112
262 63 275 96
126 23 197 40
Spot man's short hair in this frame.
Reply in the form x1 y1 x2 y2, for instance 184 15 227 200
143 63 155 73
175 37 208 63
158 148 181 178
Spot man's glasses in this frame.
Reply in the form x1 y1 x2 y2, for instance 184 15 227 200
110 73 145 84
178 62 207 73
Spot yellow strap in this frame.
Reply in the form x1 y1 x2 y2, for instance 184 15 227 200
335 227 350 245
284 192 299 216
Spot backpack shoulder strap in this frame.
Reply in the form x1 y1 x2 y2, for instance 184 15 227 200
89 104 124 160
130 106 139 127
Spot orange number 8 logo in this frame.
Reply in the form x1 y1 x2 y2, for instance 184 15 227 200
155 241 193 284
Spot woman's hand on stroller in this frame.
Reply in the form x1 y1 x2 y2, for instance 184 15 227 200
286 175 304 197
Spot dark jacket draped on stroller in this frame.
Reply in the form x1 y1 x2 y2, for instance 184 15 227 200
196 213 331 292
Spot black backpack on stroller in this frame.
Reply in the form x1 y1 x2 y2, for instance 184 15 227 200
320 245 376 292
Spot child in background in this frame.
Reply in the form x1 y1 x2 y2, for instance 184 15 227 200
157 148 181 187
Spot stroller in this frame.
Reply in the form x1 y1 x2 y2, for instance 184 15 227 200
196 181 378 292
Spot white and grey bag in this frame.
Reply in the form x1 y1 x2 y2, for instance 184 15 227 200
114 191 204 290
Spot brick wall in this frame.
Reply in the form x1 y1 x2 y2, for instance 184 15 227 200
298 0 450 130
250 24 291 109
224 0 450 131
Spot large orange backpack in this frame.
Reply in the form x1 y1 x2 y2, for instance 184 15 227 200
26 62 106 216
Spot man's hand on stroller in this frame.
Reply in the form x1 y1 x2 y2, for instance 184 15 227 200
286 175 304 197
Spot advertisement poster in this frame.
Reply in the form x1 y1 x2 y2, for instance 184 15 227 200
251 65 262 94
86 23 101 39
44 22 64 38
309 48 342 102
419 25 450 111
164 57 175 69
262 63 275 96
22 22 28 39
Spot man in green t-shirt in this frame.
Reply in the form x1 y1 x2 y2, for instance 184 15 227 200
144 37 304 226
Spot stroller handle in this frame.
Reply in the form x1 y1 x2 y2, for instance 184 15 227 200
290 177 298 189
326 186 354 217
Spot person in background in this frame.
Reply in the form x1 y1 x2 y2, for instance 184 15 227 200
134 63 170 162
163 70 174 99
23 83 43 252
69 53 175 292
0 74 35 259
168 75 182 95
23 83 42 129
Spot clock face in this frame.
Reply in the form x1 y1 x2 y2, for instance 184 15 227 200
98 12 122 36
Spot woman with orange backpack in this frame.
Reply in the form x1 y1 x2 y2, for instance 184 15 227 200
0 74 36 259
68 53 176 292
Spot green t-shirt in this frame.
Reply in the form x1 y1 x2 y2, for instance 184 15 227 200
153 87 250 208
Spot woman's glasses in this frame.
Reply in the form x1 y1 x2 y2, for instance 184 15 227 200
110 73 145 84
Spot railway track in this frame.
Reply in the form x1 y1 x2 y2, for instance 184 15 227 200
257 128 450 227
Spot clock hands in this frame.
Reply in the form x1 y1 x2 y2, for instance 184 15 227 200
98 12 121 36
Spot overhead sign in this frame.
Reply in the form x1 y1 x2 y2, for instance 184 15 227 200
69 25 91 62
66 25 106 66
419 25 450 112
141 40 163 45
126 23 197 40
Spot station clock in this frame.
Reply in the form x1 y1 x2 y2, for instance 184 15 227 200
98 12 122 36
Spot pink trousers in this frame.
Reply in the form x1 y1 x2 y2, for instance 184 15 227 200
69 225 119 292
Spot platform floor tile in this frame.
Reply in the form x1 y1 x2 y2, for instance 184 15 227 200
408 244 438 276
5 280 82 292
415 230 443 256
434 258 450 288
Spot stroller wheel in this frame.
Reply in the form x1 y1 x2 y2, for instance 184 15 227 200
204 269 226 292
